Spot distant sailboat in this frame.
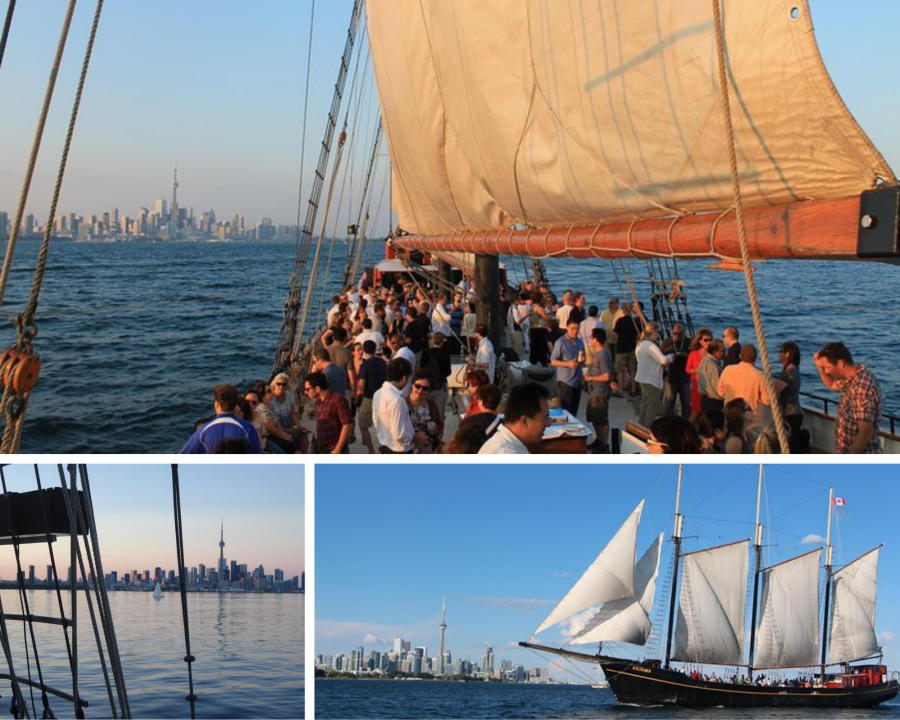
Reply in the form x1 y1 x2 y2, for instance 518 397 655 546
154 582 164 600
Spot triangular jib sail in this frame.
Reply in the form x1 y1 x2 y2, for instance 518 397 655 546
673 540 749 666
571 532 664 646
828 546 881 664
535 501 644 634
753 549 821 669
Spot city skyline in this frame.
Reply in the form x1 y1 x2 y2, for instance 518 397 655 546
0 464 304 580
0 177 305 242
316 464 900 678
1 2 898 226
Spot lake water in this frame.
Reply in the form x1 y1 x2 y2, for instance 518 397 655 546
315 679 900 719
2 589 303 719
0 239 897 452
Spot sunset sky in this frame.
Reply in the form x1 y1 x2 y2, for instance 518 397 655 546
0 463 304 581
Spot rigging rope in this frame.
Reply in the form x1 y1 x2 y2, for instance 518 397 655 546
33 466 91 719
306 19 374 347
0 0 106 454
274 0 364 374
0 0 17 77
75 466 130 718
0 468 54 719
170 466 198 720
711 0 791 454
0 0 77 311
293 0 316 259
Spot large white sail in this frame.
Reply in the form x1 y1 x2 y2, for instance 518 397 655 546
753 549 820 669
572 532 664 646
535 501 643 634
367 1 894 236
673 540 748 665
828 547 880 663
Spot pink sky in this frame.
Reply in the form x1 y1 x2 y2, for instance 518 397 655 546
0 464 304 580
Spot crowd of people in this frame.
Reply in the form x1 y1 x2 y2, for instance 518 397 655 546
178 274 884 455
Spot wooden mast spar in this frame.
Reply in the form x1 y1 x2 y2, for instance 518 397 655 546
395 190 900 264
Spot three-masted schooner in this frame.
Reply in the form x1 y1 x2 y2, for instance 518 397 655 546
520 467 899 708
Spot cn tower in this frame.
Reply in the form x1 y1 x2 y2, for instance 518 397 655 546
219 520 226 579
439 596 447 661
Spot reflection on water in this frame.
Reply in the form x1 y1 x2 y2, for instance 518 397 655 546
1 589 303 719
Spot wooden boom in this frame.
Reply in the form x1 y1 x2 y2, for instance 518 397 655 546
395 190 900 263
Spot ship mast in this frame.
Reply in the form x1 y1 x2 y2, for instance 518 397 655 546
747 465 764 680
820 486 835 682
664 464 684 669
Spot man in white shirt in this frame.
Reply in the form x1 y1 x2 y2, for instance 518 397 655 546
373 357 415 453
555 290 574 327
479 382 551 454
507 292 531 360
388 332 417 381
474 324 496 382
355 318 385 352
579 305 602 363
431 294 452 338
326 295 343 329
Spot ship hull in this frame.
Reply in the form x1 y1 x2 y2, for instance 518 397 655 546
598 657 900 708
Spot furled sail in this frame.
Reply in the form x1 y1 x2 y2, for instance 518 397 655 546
753 549 821 669
571 532 664 646
828 546 881 663
367 1 894 237
535 501 643 634
673 540 748 665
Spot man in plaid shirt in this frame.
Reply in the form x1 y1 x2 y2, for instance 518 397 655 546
814 342 882 454
304 371 353 454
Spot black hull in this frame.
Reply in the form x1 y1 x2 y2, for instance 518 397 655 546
598 656 900 709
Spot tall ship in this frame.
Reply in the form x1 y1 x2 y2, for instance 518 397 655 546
268 0 900 454
520 466 900 707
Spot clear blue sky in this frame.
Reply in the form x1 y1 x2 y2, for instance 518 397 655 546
316 464 899 678
0 463 304 580
1 1 899 226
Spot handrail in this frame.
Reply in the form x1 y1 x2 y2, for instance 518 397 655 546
799 391 898 437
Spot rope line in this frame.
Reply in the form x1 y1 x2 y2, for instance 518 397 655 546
1 468 50 719
63 466 118 718
171 466 198 719
711 0 791 454
33 466 94 719
0 0 77 311
0 0 17 77
0 0 106 454
77 466 130 718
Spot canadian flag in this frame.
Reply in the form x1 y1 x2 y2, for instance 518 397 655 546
834 497 847 506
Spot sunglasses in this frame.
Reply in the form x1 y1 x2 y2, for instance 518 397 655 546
700 337 711 343
274 382 287 387
413 384 431 392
